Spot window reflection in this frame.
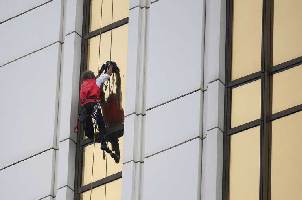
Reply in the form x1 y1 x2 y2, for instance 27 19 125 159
272 65 302 113
82 25 127 189
82 138 123 186
273 0 302 65
229 127 260 200
232 0 262 80
89 0 129 32
81 190 91 200
80 0 128 197
82 144 106 186
272 112 302 200
80 180 122 200
231 80 261 128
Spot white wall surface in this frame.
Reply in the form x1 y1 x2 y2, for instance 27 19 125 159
0 0 62 66
0 0 49 22
144 91 202 156
146 0 204 109
142 138 201 200
0 150 55 200
0 44 61 168
125 7 139 115
0 0 83 200
58 33 81 142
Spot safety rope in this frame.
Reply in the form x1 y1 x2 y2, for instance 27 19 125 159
90 0 105 199
105 0 114 197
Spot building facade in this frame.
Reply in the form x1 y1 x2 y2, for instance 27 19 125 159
0 0 301 200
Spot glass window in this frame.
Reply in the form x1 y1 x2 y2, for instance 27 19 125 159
87 32 112 73
81 190 91 200
273 0 302 65
106 179 122 199
77 0 128 199
271 112 302 200
81 180 122 200
87 36 101 72
82 144 107 186
272 65 302 113
90 0 129 32
231 80 261 128
110 25 128 107
232 0 262 80
91 185 106 200
229 127 260 200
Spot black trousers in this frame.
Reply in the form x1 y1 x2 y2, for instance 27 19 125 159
81 102 106 143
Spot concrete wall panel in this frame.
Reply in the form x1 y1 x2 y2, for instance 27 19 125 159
144 91 202 156
0 150 55 200
0 0 49 22
58 33 81 142
64 0 83 35
125 8 139 115
0 44 61 168
0 0 62 66
56 140 76 190
55 186 74 200
142 138 201 200
146 0 204 108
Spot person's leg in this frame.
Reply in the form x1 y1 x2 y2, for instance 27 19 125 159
93 105 108 150
84 116 94 140
109 137 120 163
83 103 94 140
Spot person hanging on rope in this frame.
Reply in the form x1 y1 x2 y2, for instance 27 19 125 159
79 65 113 151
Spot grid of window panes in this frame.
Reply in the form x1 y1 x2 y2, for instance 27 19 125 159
225 0 302 200
75 0 129 200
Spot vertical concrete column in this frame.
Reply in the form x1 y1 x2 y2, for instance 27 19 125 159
201 0 226 200
123 1 150 200
54 0 83 200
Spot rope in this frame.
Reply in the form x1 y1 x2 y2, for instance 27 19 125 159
89 0 105 199
109 0 114 61
105 0 114 197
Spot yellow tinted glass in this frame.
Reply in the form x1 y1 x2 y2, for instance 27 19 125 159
273 0 302 65
231 80 261 128
81 190 91 200
229 127 260 200
91 185 106 200
89 0 129 32
107 137 123 176
106 179 122 199
82 144 106 186
110 25 128 107
87 36 101 73
271 111 302 200
272 65 302 113
232 0 262 80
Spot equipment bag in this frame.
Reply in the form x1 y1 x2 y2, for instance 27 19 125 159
102 93 124 125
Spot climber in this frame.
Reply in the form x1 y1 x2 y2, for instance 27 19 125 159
79 65 113 151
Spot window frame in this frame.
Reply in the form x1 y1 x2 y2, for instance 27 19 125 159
74 0 129 199
223 0 302 200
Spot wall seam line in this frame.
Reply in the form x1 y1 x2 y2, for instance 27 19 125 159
0 0 54 24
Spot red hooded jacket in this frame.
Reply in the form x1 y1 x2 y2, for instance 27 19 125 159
80 79 100 106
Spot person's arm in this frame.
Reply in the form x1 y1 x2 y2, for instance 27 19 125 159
96 65 113 87
96 73 110 87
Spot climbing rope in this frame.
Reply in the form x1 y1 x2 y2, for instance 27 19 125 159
89 0 105 199
105 0 114 197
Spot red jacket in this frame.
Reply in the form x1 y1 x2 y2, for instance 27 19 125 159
80 79 100 106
